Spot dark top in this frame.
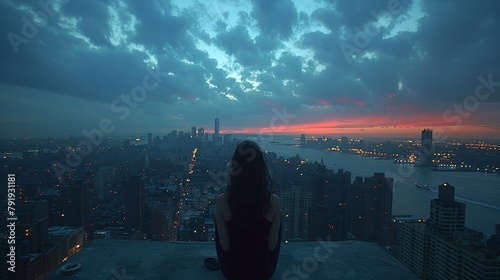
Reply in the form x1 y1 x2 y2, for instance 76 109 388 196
215 215 280 280
226 216 272 258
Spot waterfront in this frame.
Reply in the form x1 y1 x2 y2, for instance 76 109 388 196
255 138 500 238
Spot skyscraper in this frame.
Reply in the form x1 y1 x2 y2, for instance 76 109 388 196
66 179 91 234
214 114 219 136
212 114 222 146
191 126 197 139
148 133 153 147
329 169 351 240
400 183 500 279
198 127 204 142
420 129 433 167
429 183 465 236
124 176 146 231
97 166 115 200
281 186 312 241
214 113 220 145
349 173 393 242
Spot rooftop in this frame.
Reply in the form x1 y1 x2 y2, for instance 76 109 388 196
45 240 418 279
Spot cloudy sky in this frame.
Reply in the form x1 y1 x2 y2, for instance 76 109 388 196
1 0 499 139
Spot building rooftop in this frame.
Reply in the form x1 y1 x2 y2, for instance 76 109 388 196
45 240 418 279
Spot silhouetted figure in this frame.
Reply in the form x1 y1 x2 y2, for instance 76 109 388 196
215 140 282 280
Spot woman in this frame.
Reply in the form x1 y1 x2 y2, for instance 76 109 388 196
215 140 282 279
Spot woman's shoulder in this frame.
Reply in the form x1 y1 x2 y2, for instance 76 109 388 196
216 192 228 202
269 194 281 215
216 193 230 209
270 194 280 206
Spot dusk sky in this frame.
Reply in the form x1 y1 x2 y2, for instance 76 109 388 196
1 0 499 139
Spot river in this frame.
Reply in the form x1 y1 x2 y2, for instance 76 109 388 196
253 137 500 239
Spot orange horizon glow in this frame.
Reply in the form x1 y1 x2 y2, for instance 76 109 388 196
220 125 497 139
215 113 500 139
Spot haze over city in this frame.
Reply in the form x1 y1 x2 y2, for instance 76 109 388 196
1 0 499 139
2 1 500 279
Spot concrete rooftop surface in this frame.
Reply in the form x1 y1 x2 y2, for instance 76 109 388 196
45 240 419 280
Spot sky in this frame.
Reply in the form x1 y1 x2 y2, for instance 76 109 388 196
1 0 499 139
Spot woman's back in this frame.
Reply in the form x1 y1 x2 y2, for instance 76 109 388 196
215 140 281 279
226 215 272 256
215 193 281 280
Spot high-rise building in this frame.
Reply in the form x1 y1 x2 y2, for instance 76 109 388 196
198 127 204 142
400 183 500 279
300 134 306 146
148 133 153 147
191 126 197 139
214 114 219 136
328 169 351 240
124 176 146 231
66 180 91 234
214 113 220 145
281 186 312 241
420 129 433 167
429 183 465 236
349 173 393 243
307 203 335 241
97 166 115 200
151 202 168 240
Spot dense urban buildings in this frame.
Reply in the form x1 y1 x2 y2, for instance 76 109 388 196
400 183 500 279
1 123 499 278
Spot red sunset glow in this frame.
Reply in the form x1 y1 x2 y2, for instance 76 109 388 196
219 112 498 138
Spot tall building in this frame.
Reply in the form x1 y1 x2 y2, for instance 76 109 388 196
151 202 168 240
148 133 153 147
328 169 351 240
11 200 60 279
429 183 465 236
307 203 335 241
124 176 146 231
198 127 204 142
300 134 306 146
214 114 219 136
213 113 220 145
191 126 197 139
349 173 393 243
97 166 115 200
66 180 91 234
420 129 433 167
281 186 312 241
400 183 500 279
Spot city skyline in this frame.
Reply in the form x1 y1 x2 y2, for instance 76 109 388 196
1 0 500 139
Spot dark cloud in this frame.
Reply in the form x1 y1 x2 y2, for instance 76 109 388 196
61 0 112 47
0 0 499 137
250 0 298 39
335 0 405 28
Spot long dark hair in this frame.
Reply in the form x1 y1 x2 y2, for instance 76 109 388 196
226 140 272 221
